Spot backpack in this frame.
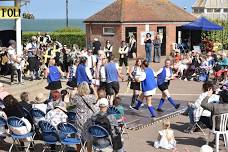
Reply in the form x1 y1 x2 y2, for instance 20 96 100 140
94 113 123 150
94 113 111 134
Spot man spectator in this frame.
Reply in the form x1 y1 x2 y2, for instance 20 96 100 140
92 38 101 56
90 98 124 152
201 87 228 130
7 40 20 85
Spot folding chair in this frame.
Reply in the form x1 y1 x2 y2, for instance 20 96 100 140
207 113 228 152
31 108 45 125
7 116 36 152
0 116 7 139
88 125 113 152
38 120 59 152
57 122 84 152
67 112 77 124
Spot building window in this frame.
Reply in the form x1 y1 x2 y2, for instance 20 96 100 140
103 27 115 35
224 8 228 13
207 8 213 13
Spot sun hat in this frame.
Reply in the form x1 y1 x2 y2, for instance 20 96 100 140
34 93 46 103
98 98 109 107
200 145 213 152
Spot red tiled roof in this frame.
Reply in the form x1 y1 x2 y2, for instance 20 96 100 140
85 0 196 23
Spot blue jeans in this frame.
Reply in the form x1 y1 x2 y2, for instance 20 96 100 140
154 47 161 63
145 44 152 63
188 107 194 124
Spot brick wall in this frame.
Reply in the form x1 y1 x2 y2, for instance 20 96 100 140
86 23 183 58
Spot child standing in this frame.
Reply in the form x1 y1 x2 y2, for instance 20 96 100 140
154 121 176 150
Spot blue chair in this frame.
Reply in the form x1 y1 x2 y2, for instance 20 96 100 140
107 107 121 117
57 122 83 152
7 116 35 152
67 112 77 123
31 108 45 124
38 120 59 152
0 116 7 139
88 125 113 151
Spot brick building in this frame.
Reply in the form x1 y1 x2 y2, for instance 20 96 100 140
84 0 196 57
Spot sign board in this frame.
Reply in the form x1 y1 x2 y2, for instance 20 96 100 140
140 31 155 45
0 7 21 19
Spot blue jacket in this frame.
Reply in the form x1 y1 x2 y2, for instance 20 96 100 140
157 67 172 86
47 66 61 83
105 62 118 83
76 64 91 85
141 68 157 92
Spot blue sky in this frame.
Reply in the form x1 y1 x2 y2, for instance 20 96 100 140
1 0 195 19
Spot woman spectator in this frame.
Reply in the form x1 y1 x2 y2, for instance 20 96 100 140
45 103 68 128
129 58 142 108
144 33 152 63
19 92 32 112
70 81 98 152
47 90 64 111
31 93 48 114
153 35 161 63
176 54 192 80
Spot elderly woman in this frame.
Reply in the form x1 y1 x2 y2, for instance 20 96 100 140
70 81 98 152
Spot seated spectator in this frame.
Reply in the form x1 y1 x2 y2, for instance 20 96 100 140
31 93 47 114
95 87 107 109
70 81 98 152
176 54 192 79
154 120 176 150
184 81 220 132
0 83 9 101
19 92 32 112
45 103 68 128
112 97 124 120
89 98 123 152
47 90 64 111
3 95 32 141
0 106 7 142
201 88 228 130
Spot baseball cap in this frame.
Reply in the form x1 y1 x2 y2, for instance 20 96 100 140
98 98 109 107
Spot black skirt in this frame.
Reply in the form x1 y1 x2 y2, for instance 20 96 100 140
45 80 62 90
158 81 170 91
66 77 77 88
130 81 141 90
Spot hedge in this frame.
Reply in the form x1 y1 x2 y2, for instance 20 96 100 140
202 19 228 50
22 31 86 49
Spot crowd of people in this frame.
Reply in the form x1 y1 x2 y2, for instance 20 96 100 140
0 32 227 152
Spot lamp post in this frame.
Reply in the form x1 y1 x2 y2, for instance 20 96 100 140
66 0 69 27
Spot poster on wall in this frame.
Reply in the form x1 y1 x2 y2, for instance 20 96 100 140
140 31 155 45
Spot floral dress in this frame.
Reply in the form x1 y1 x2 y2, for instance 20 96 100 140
70 94 98 140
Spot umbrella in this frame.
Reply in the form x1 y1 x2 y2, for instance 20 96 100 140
182 17 223 31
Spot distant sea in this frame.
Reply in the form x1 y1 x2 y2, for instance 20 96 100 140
0 19 85 32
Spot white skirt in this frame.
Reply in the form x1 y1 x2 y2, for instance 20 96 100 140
143 88 157 96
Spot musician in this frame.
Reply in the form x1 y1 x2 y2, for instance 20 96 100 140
118 41 129 73
25 36 41 81
104 40 113 62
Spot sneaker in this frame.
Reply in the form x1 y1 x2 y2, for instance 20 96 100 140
151 116 157 121
131 107 139 110
175 104 180 109
35 77 42 80
129 105 134 109
184 78 188 81
157 108 164 112
10 82 14 85
140 103 145 107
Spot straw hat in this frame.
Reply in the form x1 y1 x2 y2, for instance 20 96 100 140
34 93 46 103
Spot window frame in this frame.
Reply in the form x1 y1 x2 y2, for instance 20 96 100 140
103 27 115 36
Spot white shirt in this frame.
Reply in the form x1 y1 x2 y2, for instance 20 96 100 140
86 54 97 69
85 66 93 80
156 67 172 81
104 44 113 53
118 46 129 54
7 46 16 64
100 65 106 82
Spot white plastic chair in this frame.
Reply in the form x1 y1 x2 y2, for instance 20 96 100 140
207 113 228 152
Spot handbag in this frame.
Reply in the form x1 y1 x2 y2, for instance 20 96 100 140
80 96 94 113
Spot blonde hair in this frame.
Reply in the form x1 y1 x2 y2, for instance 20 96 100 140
78 82 90 96
162 120 170 129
